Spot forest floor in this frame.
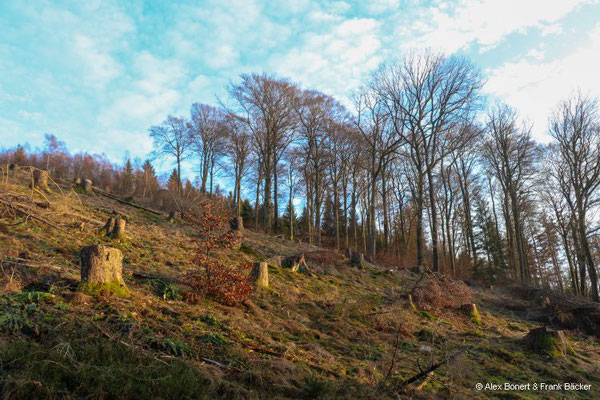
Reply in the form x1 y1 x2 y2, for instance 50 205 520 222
0 177 599 399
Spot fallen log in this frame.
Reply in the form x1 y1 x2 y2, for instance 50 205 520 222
92 186 163 216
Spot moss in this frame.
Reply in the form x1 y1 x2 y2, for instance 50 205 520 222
78 280 129 298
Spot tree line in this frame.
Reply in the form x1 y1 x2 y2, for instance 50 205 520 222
3 50 599 301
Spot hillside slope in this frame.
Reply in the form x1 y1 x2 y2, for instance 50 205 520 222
0 179 599 399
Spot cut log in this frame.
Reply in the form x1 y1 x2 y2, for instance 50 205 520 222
32 169 50 192
80 245 125 286
250 262 268 288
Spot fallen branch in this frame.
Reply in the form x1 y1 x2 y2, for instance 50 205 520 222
0 198 76 237
398 348 467 390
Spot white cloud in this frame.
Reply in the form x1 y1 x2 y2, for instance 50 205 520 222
72 34 122 86
396 0 591 53
269 18 381 98
486 23 600 142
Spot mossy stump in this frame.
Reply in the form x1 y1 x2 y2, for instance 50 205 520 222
32 169 50 192
460 303 482 326
522 326 568 358
80 245 127 296
250 262 268 288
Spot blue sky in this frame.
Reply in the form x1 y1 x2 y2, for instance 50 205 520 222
1 0 600 170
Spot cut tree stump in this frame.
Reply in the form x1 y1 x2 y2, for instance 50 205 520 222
250 262 269 288
111 217 126 240
282 254 308 273
351 252 366 269
104 217 116 236
167 210 180 222
522 326 569 357
80 245 125 286
32 169 50 192
230 216 244 231
81 179 93 194
344 247 353 258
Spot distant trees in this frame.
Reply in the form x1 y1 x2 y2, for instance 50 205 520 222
6 50 600 301
227 73 298 233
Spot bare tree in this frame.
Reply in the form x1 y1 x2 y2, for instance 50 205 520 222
227 73 298 232
149 115 192 193
549 94 600 301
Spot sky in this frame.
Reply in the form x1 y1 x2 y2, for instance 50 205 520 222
1 0 600 171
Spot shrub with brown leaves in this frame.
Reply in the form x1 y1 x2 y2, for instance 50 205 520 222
412 273 474 312
186 202 252 306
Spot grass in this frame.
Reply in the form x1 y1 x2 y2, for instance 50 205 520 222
0 179 599 399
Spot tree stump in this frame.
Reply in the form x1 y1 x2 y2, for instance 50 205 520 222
344 247 353 258
522 326 568 357
282 254 307 273
104 217 116 236
230 216 244 231
74 177 82 185
81 179 93 194
351 252 366 269
80 245 125 286
112 217 126 240
250 262 268 288
460 303 482 326
167 210 180 222
32 169 50 192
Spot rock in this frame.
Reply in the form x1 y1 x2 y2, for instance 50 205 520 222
80 245 125 286
32 169 50 192
250 262 268 288
230 216 244 231
350 252 366 269
282 254 307 272
522 326 568 357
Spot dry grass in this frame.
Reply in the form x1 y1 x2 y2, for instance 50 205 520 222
0 175 599 399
